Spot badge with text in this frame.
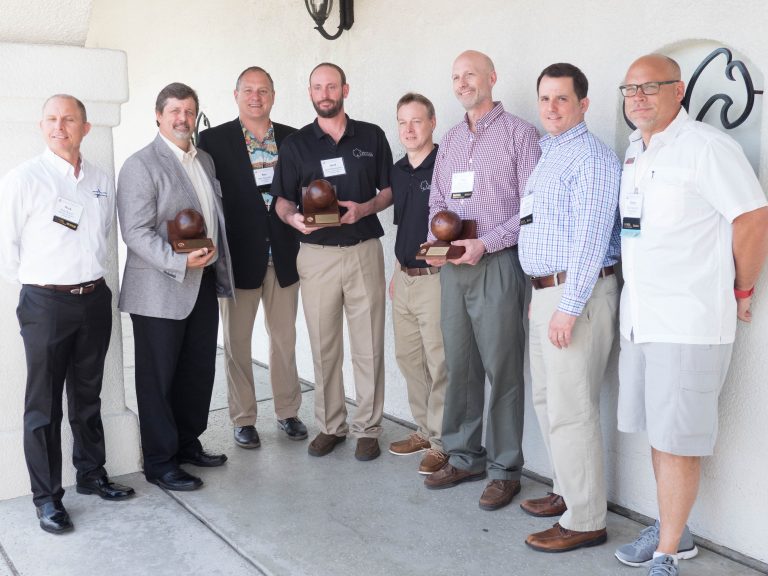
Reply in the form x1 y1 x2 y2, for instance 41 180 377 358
254 167 274 187
519 194 534 225
450 171 474 199
321 157 346 178
53 197 84 230
621 188 643 238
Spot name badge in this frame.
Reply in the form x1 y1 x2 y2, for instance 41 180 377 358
450 171 474 199
520 194 534 225
621 188 643 238
53 197 84 230
254 167 274 187
321 157 346 177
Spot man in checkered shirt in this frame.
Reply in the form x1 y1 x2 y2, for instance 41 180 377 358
422 50 541 513
518 63 621 553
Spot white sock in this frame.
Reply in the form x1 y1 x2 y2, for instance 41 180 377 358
653 552 679 565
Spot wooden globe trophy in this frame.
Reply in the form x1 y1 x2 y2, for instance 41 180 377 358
167 209 214 253
302 178 341 227
416 210 477 261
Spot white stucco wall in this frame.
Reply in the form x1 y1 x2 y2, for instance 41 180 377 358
0 39 142 499
86 0 768 563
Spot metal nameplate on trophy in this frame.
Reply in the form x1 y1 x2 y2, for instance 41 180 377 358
167 208 215 253
416 210 477 261
302 178 341 227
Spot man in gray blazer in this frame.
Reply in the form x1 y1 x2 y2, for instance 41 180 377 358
117 82 234 492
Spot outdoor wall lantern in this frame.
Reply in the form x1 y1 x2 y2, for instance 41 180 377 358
304 0 354 40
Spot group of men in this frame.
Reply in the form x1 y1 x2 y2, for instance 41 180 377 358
1 49 766 576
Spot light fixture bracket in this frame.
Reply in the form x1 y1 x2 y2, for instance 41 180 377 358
304 0 354 40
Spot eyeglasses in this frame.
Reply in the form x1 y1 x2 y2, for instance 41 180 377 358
619 80 680 97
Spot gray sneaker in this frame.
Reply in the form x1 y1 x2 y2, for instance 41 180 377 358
648 554 679 575
615 520 698 567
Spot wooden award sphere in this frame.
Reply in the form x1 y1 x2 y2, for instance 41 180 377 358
431 210 463 241
306 179 336 209
175 209 205 238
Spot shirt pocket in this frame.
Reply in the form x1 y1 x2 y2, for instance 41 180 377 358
642 167 694 229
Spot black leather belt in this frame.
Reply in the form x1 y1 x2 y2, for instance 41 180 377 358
531 266 615 290
38 277 105 295
401 265 440 277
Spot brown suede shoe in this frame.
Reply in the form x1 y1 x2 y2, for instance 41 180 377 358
424 462 486 490
355 438 381 461
520 492 567 517
478 479 521 511
308 432 346 457
389 433 430 455
418 449 449 475
525 523 607 553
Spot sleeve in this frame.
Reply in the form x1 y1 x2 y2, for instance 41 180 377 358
427 137 450 243
0 169 26 283
559 151 621 315
697 134 767 222
116 156 188 283
376 126 393 190
271 137 302 205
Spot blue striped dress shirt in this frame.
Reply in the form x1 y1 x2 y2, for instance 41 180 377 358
518 122 621 315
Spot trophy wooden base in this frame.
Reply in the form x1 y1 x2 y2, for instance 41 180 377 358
304 207 341 227
415 220 477 261
302 183 341 228
167 220 214 253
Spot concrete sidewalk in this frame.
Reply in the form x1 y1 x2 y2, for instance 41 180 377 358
0 320 763 576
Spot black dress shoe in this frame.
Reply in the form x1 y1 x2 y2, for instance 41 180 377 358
178 449 228 467
76 476 135 500
277 417 308 440
147 468 203 491
36 501 73 534
234 425 261 449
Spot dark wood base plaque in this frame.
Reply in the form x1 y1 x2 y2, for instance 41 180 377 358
302 180 341 228
416 220 477 261
167 220 214 253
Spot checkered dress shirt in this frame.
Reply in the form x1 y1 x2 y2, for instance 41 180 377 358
428 102 541 252
518 122 621 315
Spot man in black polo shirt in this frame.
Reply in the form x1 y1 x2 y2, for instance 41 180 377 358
273 62 393 462
387 93 448 476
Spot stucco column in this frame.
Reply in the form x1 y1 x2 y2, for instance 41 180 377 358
0 42 141 500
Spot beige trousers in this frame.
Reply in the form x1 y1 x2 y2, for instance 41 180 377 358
392 267 447 449
528 275 618 532
297 239 385 438
219 263 301 425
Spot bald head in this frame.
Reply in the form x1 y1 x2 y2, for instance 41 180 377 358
454 50 495 75
43 94 87 122
452 50 497 115
625 54 681 83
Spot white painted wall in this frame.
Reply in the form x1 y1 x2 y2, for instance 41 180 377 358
86 0 768 562
0 2 142 500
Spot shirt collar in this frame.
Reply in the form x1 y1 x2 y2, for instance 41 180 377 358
540 121 588 150
628 106 688 147
159 132 197 162
312 114 355 140
43 147 85 181
395 144 439 172
240 120 275 145
463 101 505 133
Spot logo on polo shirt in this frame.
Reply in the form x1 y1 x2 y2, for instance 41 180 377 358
352 148 374 158
420 180 431 191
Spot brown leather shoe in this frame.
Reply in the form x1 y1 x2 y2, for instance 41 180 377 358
478 479 521 511
389 433 430 455
424 462 486 490
525 523 607 553
355 438 381 461
520 492 567 517
418 449 449 475
308 432 346 457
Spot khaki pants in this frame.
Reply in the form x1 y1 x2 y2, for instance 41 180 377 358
220 263 301 425
529 275 618 532
392 267 447 449
297 239 385 438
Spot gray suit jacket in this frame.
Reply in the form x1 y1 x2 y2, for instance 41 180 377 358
117 134 234 320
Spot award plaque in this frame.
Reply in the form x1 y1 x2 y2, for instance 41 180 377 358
416 210 477 261
302 179 341 227
167 208 215 253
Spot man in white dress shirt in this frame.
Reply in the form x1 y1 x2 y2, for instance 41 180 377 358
0 94 134 535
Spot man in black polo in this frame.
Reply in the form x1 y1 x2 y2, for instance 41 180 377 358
387 93 448 476
274 62 393 462
198 66 306 449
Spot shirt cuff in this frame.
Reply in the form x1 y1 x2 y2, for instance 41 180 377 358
558 295 585 316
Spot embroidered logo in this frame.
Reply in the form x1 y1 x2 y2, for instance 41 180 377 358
420 180 431 191
352 148 374 158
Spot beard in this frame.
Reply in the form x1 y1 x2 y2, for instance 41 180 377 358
312 96 344 119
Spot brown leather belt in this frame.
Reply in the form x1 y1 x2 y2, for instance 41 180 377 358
38 277 105 295
531 266 615 290
401 265 440 277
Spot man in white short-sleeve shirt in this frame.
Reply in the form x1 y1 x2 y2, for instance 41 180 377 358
614 54 768 576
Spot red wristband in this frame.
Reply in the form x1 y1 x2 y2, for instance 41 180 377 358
734 286 754 299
